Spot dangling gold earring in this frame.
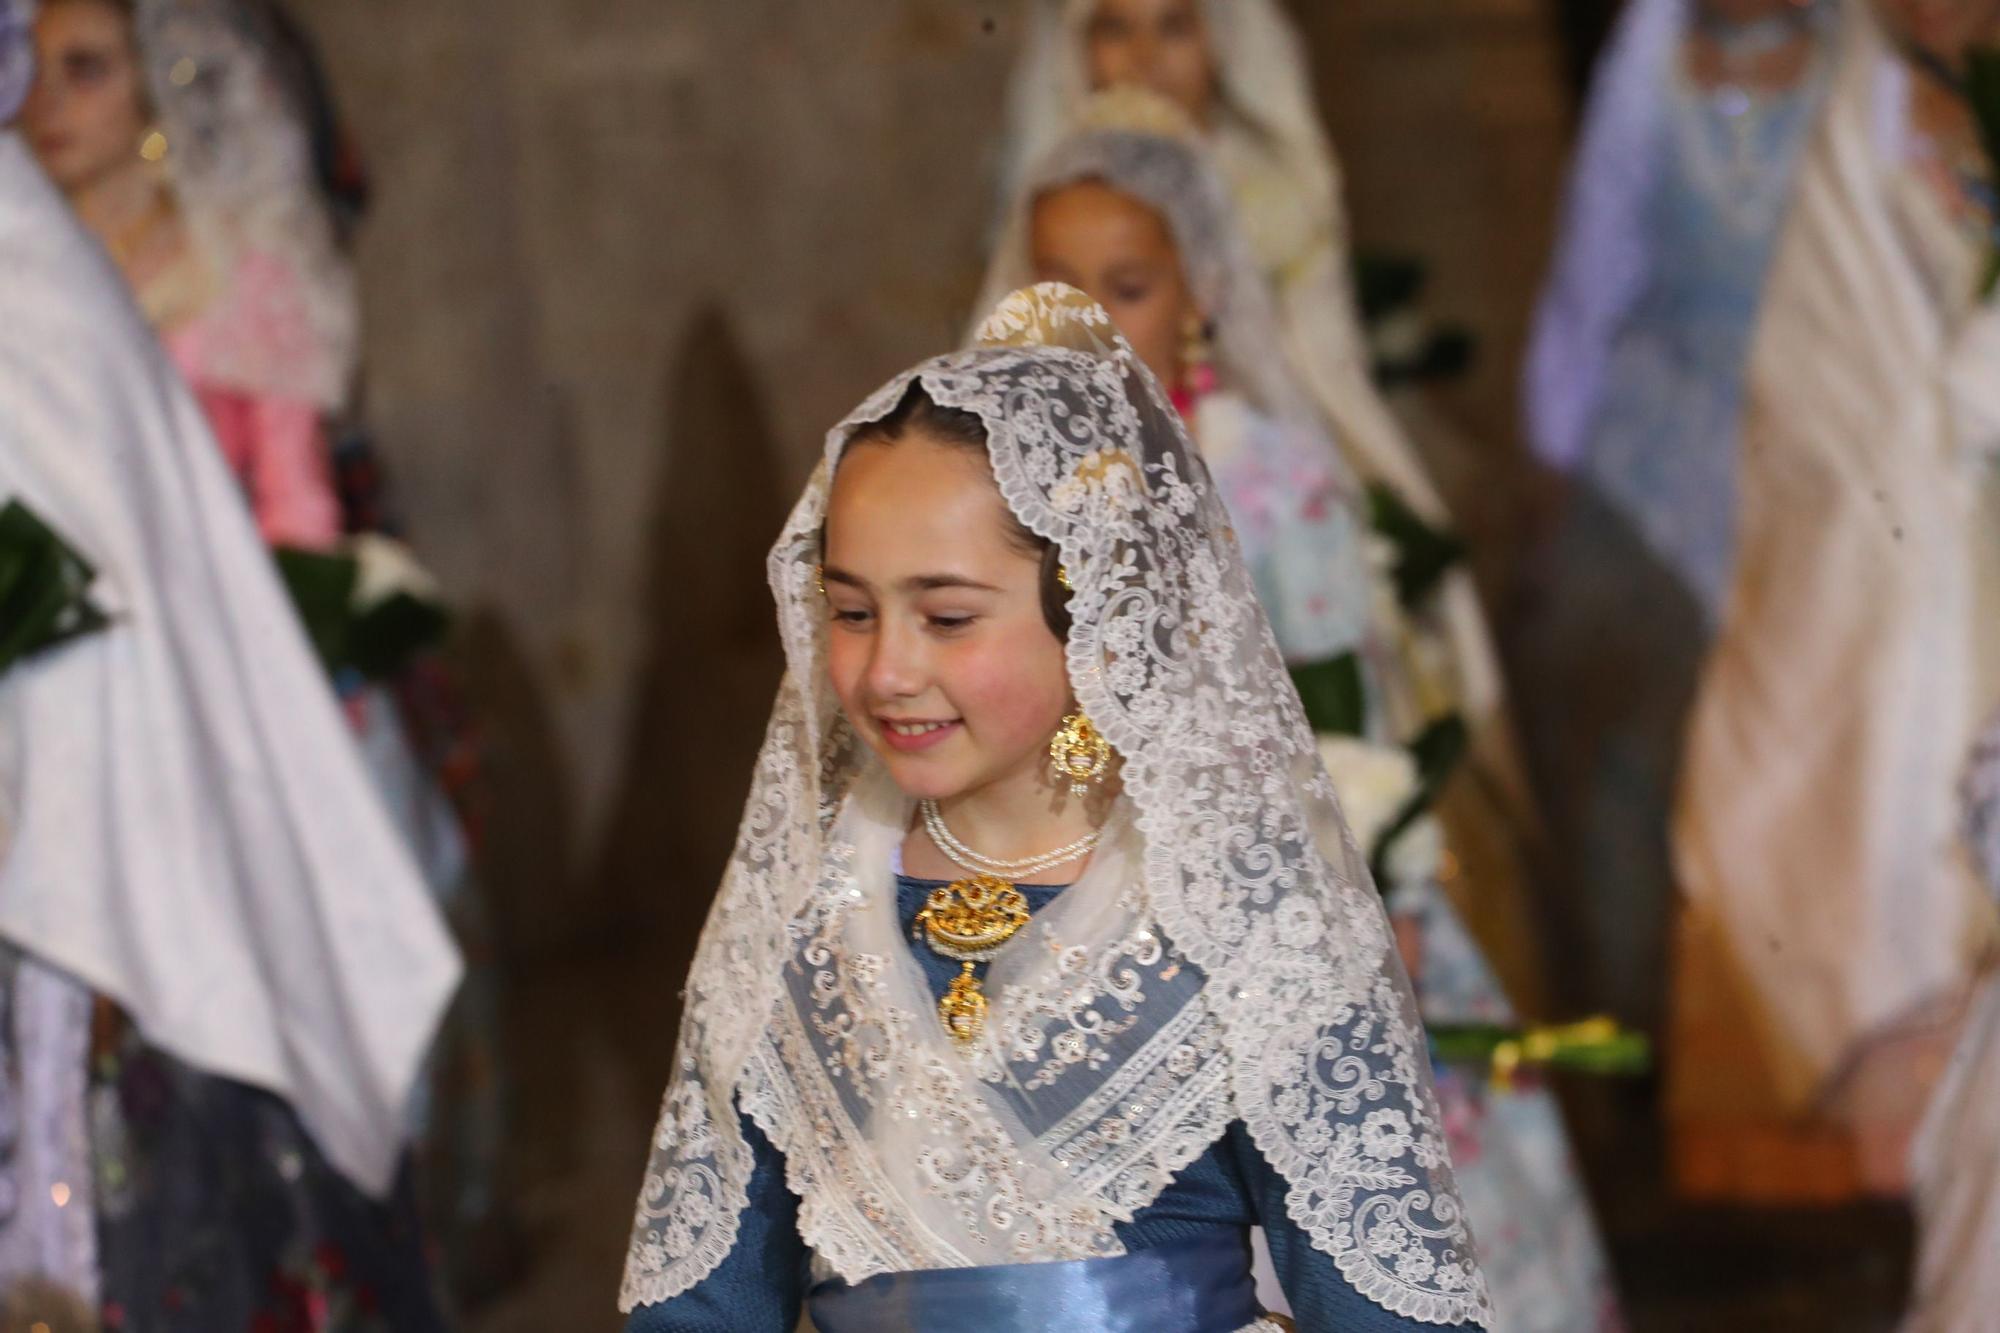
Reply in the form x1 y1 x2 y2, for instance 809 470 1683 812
1180 310 1213 378
813 563 827 596
137 124 169 167
1049 712 1112 796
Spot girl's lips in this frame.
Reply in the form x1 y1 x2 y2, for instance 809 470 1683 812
877 718 962 753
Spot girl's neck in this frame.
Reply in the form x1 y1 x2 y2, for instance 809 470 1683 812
1684 9 1818 94
70 159 166 248
911 766 1114 885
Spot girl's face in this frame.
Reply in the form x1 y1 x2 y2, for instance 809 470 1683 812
1030 178 1196 391
23 0 147 196
1084 0 1216 125
822 433 1072 804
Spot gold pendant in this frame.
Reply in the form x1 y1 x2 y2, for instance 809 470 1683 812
916 875 1029 1044
915 875 1030 960
939 963 988 1045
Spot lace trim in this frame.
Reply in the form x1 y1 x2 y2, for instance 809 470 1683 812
615 1050 753 1311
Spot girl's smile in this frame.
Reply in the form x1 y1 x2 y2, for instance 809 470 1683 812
877 716 964 751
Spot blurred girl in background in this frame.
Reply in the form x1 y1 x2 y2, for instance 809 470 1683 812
978 100 1624 1331
1669 0 2000 1202
21 0 508 1295
1518 0 1838 1029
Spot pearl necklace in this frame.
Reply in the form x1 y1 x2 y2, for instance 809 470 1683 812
919 799 1102 879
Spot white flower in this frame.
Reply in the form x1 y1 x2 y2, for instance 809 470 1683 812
1189 391 1257 468
1315 735 1418 853
346 533 441 611
1359 1108 1413 1162
1383 812 1444 887
1369 307 1429 365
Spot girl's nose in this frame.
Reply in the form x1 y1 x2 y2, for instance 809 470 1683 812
865 619 926 701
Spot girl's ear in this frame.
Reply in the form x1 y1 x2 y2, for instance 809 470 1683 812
1039 543 1072 639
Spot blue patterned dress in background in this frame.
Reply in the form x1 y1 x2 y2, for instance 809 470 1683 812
1516 53 1828 1032
1582 68 1827 619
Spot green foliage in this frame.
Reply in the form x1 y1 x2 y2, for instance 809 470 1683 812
1427 1021 1652 1077
0 499 109 674
1290 652 1366 737
1966 46 2000 296
274 546 449 682
1370 712 1468 886
1368 484 1467 609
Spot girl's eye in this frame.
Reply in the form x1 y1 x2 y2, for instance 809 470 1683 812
65 52 111 84
928 615 975 632
829 608 872 626
1113 282 1151 304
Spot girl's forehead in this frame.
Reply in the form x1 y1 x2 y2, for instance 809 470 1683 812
826 437 1018 555
39 0 130 38
1032 181 1178 253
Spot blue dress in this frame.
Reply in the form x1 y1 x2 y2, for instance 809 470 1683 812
1580 73 1825 619
626 877 1475 1333
1516 63 1827 1030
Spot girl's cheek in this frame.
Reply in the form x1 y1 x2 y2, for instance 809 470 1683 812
824 635 868 714
948 640 1070 745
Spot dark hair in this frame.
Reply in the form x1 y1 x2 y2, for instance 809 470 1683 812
837 382 1072 638
51 0 138 16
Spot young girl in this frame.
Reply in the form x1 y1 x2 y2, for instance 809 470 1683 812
619 284 1491 1331
978 97 1623 1332
994 0 1539 970
1670 0 2000 1201
22 0 353 549
23 0 508 1265
0 76 458 1326
1001 0 1432 513
1518 0 1838 1031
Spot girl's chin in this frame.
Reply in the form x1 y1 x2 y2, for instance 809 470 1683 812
876 755 974 803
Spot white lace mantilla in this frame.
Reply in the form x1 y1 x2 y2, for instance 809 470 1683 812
621 286 1490 1325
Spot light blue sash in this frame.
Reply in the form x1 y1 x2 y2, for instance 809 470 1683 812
807 1232 1262 1332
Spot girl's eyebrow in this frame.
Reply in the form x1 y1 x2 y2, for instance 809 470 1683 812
1104 260 1157 282
820 566 1000 595
907 574 1001 593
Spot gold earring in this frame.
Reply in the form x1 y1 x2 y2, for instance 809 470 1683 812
813 564 826 596
137 125 169 165
1049 712 1111 796
1180 310 1212 373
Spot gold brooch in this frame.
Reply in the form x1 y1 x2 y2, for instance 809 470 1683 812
915 875 1031 1044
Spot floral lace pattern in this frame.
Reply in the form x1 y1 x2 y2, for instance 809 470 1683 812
620 285 1489 1325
